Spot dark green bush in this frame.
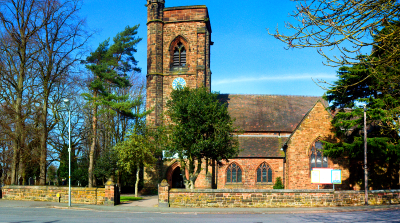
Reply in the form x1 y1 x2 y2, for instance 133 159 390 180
273 177 284 189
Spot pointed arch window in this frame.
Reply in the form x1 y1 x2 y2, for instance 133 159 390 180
226 163 242 183
173 42 186 68
310 141 328 170
256 163 273 183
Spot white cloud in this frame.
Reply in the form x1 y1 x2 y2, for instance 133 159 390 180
213 73 337 85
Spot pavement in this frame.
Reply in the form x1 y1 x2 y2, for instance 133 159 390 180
1 197 400 214
121 195 159 207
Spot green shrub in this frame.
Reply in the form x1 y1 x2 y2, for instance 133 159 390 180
273 177 284 189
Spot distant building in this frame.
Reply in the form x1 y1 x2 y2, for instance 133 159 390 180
144 0 349 190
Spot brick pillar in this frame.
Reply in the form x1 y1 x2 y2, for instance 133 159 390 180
104 178 119 206
158 179 169 207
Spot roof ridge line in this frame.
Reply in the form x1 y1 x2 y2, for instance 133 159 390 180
218 93 323 98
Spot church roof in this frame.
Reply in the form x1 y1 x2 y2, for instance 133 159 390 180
218 94 326 132
237 136 287 158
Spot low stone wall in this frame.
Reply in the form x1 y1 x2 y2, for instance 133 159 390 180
167 188 400 208
1 185 119 205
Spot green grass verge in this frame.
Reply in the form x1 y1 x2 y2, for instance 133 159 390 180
120 196 143 202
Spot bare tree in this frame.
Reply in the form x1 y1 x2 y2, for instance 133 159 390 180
0 0 90 185
0 0 46 184
270 0 400 85
35 0 90 185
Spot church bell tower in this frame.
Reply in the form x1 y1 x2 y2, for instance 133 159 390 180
146 0 213 127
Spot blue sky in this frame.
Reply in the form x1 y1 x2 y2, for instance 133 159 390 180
80 0 341 96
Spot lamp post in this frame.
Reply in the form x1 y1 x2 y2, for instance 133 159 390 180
363 104 368 205
64 98 71 207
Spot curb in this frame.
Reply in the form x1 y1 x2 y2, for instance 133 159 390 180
39 205 400 215
2 200 400 215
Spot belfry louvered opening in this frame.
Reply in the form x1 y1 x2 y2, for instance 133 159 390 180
173 42 186 68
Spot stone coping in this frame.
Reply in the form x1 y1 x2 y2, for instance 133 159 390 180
170 189 334 193
169 188 400 194
2 185 104 191
164 5 207 11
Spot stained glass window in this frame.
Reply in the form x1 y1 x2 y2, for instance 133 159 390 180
256 163 273 183
226 163 242 183
310 141 328 170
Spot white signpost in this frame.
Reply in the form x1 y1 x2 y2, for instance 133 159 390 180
311 168 342 189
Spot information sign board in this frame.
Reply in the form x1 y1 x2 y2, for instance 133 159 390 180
311 170 320 183
331 169 342 184
312 168 333 184
311 168 342 184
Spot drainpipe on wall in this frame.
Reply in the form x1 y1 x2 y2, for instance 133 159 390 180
279 130 287 188
281 144 287 188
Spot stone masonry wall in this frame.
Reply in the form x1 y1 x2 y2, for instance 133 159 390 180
146 4 211 128
0 185 117 205
168 188 400 208
162 21 208 75
145 4 212 191
217 158 284 189
163 159 213 189
285 101 350 190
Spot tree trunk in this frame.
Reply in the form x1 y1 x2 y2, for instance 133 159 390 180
188 157 202 190
180 160 190 189
18 149 25 185
39 93 49 185
10 144 19 185
89 94 98 188
11 71 25 185
135 162 140 197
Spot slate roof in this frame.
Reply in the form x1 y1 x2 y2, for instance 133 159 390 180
237 136 287 158
218 94 326 132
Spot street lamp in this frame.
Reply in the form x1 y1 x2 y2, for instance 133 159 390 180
64 98 71 207
363 104 368 205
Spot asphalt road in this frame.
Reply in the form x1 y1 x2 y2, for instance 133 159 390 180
1 207 400 223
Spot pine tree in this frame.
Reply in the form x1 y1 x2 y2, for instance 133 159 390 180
83 25 145 187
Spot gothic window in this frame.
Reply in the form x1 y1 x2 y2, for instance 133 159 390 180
173 42 186 68
226 163 242 183
310 141 328 170
256 162 273 183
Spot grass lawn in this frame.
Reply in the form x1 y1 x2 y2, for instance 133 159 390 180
120 196 143 202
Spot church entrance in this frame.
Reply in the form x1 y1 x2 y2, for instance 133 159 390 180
171 167 185 188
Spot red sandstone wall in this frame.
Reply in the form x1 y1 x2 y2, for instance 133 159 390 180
167 189 400 208
162 22 207 74
164 159 213 189
163 8 208 22
0 185 115 205
217 158 284 189
285 101 350 190
146 5 211 127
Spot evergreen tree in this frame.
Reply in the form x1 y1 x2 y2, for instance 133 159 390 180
273 177 284 189
323 22 400 189
166 87 240 189
83 25 144 187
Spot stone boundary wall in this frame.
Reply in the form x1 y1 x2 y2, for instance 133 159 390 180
1 185 120 205
166 188 400 208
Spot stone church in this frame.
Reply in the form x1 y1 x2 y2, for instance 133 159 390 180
145 0 350 191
